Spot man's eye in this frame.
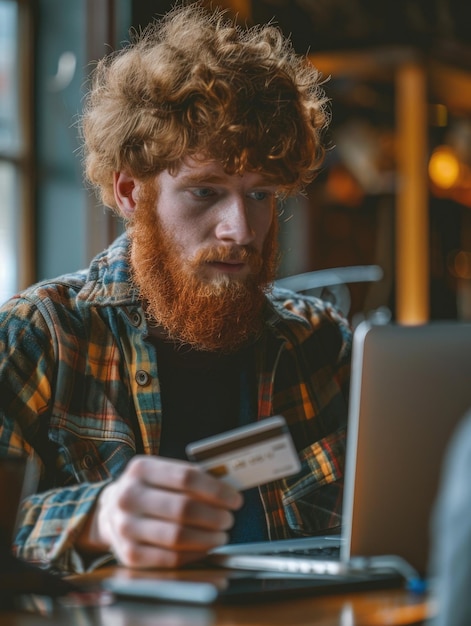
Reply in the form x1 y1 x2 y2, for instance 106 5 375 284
249 191 270 201
192 188 215 198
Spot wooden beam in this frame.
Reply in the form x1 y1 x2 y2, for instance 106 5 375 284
395 62 430 324
18 0 35 289
309 47 416 81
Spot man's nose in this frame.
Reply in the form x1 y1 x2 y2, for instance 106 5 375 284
214 197 255 245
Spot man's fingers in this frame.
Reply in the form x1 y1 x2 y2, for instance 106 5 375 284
113 515 229 552
108 516 229 568
114 487 236 531
125 455 243 509
97 455 245 569
112 540 212 569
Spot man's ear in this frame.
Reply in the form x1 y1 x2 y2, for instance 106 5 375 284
113 171 140 217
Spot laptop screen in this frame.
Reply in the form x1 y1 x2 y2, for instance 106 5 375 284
343 321 471 576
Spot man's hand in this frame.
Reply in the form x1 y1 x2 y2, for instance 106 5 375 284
77 455 243 568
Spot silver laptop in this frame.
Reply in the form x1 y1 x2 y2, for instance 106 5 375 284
208 320 471 582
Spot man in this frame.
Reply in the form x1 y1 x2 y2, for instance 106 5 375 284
0 2 351 574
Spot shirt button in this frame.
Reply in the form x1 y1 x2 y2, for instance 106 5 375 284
136 370 151 386
82 454 94 470
130 310 142 326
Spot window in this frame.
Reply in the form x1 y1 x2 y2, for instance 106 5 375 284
0 0 33 304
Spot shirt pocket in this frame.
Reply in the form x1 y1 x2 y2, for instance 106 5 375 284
280 435 344 535
49 413 135 484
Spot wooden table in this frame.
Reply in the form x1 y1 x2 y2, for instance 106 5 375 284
0 565 434 626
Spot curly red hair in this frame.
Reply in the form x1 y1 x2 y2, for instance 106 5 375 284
81 2 329 209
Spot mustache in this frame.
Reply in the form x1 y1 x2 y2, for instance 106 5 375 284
192 245 261 266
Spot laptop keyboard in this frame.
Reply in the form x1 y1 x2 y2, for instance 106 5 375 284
271 545 341 559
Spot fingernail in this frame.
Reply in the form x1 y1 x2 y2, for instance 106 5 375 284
221 485 243 508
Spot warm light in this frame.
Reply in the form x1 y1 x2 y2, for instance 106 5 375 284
325 165 364 207
428 146 461 189
429 103 448 127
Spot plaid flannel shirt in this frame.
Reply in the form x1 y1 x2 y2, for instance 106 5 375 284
0 233 351 574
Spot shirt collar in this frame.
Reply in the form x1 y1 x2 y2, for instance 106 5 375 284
76 232 137 306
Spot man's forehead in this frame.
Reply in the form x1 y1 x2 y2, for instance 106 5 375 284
165 157 276 187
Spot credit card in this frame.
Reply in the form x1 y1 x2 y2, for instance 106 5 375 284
185 415 301 491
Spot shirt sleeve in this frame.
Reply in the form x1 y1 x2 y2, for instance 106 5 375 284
0 295 114 574
14 480 113 574
262 291 353 539
281 289 352 399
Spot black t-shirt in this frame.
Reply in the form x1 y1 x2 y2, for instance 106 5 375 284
150 336 268 542
154 340 252 459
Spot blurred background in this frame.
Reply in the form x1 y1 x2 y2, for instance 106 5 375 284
1 0 471 326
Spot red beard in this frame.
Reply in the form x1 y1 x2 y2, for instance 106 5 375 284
128 183 279 353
